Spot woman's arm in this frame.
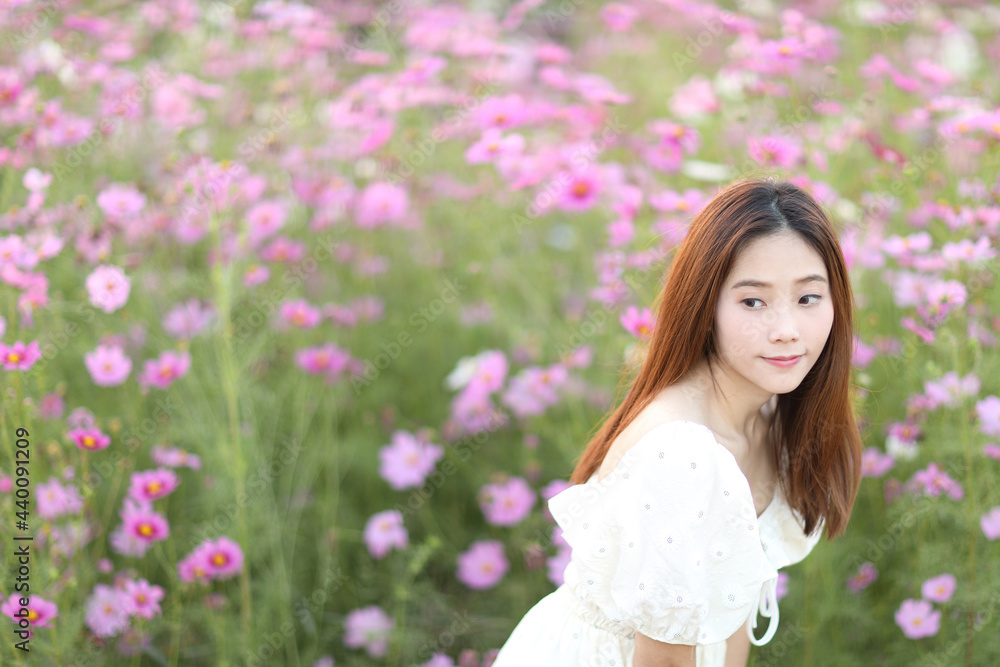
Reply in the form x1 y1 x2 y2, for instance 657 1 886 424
724 621 751 667
633 631 697 667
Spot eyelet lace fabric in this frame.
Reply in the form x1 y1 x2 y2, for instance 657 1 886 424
491 420 824 667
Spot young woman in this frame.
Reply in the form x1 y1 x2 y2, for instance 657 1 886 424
492 178 862 667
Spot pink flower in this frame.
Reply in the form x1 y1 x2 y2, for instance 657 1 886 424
378 431 444 490
981 506 1000 540
620 306 654 338
199 537 244 579
547 545 572 586
123 579 164 620
343 606 394 658
110 523 151 558
975 395 1000 436
775 572 789 602
280 299 322 329
84 344 132 386
355 182 409 229
479 477 536 527
96 183 146 221
246 199 288 245
748 135 803 168
861 448 895 478
921 574 956 603
68 427 111 452
128 468 179 502
456 540 509 589
363 509 409 559
905 462 964 500
151 445 202 470
121 501 170 543
177 547 212 584
0 340 41 371
894 599 941 639
670 75 719 119
556 165 603 213
475 94 530 131
295 343 353 382
984 444 1000 460
85 265 131 313
37 478 83 519
163 299 215 339
243 264 270 287
847 562 878 592
599 3 640 31
84 584 131 638
465 128 525 164
259 236 306 263
138 349 191 391
1 594 58 628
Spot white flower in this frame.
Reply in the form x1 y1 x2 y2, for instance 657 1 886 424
886 434 918 461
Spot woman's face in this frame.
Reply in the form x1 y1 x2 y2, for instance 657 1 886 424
714 230 835 396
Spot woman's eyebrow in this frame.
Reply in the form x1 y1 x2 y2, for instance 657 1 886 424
730 274 828 289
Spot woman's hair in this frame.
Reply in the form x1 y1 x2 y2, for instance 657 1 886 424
568 177 862 539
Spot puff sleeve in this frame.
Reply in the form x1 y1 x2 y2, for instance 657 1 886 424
547 420 774 645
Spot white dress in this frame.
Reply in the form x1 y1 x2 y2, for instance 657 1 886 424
491 420 824 667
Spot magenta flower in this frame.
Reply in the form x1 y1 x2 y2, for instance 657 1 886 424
151 445 202 470
201 537 245 579
280 298 322 330
243 264 271 287
556 165 603 213
894 599 941 639
123 579 164 620
985 444 1000 460
479 477 536 527
975 395 1000 437
861 448 895 478
378 431 444 490
177 548 212 584
847 562 878 593
138 349 190 390
775 572 789 602
343 605 394 658
981 506 1000 540
363 510 409 559
84 344 132 386
921 574 956 603
121 501 170 543
355 182 409 229
67 427 111 452
37 478 83 520
620 306 655 338
456 540 509 590
85 265 131 313
84 584 131 638
96 182 146 221
0 340 41 371
1 594 58 628
475 94 530 131
163 298 215 339
128 468 179 502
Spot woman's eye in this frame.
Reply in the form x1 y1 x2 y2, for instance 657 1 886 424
742 295 821 309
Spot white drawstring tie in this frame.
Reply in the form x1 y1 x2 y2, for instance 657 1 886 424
746 576 780 646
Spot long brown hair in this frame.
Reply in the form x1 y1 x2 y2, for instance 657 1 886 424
569 178 861 538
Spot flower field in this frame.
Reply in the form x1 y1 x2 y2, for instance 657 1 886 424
1 0 999 665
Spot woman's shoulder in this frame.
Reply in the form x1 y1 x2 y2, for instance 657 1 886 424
597 390 716 483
